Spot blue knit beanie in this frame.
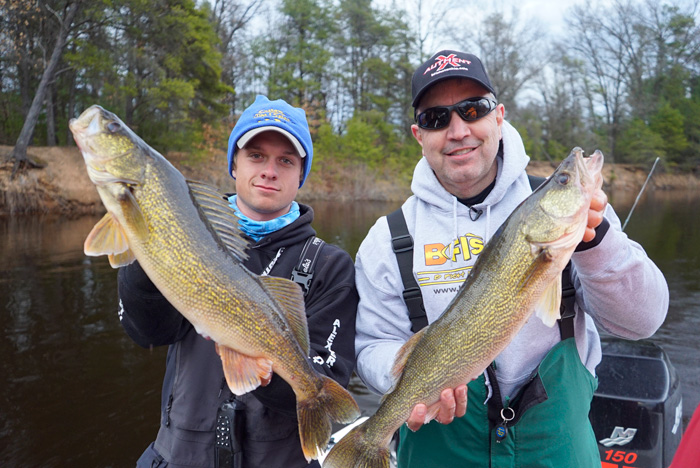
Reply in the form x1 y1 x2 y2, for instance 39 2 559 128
227 95 313 188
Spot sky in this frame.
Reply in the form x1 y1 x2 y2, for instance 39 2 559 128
402 0 593 52
513 0 574 30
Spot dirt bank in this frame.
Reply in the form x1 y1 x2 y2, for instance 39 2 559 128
1 145 698 217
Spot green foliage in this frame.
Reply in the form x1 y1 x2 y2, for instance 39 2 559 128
313 111 417 183
0 94 25 144
255 0 335 108
344 116 385 168
649 102 688 164
616 118 666 164
2 0 700 178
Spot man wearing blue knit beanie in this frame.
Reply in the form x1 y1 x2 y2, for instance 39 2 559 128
118 95 359 468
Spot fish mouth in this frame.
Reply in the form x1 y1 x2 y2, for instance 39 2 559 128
573 147 604 190
69 106 108 161
69 106 102 141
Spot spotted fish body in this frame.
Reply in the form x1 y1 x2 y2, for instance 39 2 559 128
323 148 604 468
69 105 359 461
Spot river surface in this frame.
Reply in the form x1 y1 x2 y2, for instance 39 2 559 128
1 191 699 467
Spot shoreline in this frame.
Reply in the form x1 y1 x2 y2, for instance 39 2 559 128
2 145 699 217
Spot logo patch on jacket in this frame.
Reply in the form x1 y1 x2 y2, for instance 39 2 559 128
416 233 484 289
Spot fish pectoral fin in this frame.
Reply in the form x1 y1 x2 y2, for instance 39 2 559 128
391 328 428 383
215 343 273 396
535 276 562 327
84 212 135 268
117 185 149 239
259 276 310 353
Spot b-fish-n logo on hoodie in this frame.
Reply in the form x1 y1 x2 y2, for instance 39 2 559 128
416 233 484 287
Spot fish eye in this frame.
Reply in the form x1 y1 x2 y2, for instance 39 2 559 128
556 173 570 185
107 122 122 133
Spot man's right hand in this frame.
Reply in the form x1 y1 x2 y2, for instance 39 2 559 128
405 384 468 432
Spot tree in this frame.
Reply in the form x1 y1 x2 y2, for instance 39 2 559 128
451 8 548 113
530 52 593 161
206 0 263 113
397 0 460 60
650 101 688 164
561 0 700 165
78 0 230 150
564 1 635 164
253 0 335 110
616 117 665 164
6 0 81 177
333 0 413 122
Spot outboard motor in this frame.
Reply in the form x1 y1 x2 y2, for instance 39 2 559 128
590 337 683 468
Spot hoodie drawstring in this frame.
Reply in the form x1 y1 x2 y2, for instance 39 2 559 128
485 205 491 243
452 197 459 243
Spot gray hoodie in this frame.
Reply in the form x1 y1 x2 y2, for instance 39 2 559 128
354 120 669 401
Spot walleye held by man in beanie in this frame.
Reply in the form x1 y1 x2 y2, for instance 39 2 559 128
69 105 360 462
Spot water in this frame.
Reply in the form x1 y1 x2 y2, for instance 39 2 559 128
1 192 698 466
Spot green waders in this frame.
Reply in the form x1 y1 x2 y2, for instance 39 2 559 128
397 338 600 468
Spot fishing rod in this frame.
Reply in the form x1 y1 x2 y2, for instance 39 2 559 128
621 157 660 232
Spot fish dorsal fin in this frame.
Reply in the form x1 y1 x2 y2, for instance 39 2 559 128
535 275 562 327
259 276 310 353
391 328 428 383
215 343 273 395
84 212 137 268
187 180 249 262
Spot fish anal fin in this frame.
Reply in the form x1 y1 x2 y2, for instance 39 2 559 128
259 276 309 353
391 328 428 383
535 275 562 327
424 401 442 424
215 344 273 395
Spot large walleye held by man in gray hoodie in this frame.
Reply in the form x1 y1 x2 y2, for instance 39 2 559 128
323 147 604 468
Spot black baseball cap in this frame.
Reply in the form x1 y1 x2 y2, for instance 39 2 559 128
411 50 496 108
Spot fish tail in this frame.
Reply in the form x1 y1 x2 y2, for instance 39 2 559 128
323 421 390 468
297 375 360 461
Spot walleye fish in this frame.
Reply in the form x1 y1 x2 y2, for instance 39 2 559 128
69 105 359 461
323 148 604 468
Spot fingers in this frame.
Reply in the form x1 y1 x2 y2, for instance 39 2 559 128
435 388 457 424
406 403 427 432
406 385 469 431
590 190 608 212
454 384 468 418
583 190 608 242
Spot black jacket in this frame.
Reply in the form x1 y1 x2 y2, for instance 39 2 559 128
118 203 358 468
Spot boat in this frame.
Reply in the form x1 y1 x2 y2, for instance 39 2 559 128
591 337 683 468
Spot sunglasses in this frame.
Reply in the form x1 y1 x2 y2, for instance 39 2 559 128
415 97 498 130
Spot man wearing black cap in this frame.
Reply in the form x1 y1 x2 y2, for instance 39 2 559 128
353 50 668 466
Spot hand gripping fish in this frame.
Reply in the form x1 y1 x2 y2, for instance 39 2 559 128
323 148 604 468
69 105 359 461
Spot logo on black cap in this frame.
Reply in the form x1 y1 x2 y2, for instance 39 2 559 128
423 53 472 75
